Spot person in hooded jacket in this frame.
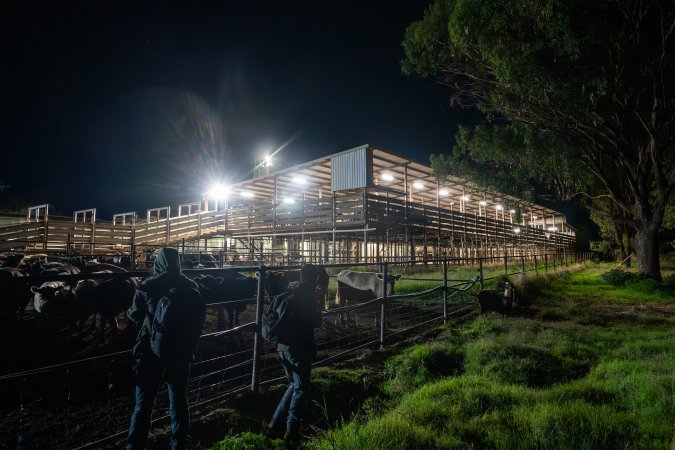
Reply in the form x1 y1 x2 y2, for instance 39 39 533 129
126 247 202 450
267 263 322 441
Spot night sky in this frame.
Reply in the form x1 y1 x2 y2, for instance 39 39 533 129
5 1 476 219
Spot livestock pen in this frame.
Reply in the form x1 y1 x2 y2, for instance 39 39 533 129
0 253 592 449
0 146 576 267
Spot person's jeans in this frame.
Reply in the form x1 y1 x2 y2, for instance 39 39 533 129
270 349 313 434
126 354 191 449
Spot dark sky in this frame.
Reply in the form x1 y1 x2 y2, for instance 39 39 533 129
5 1 476 218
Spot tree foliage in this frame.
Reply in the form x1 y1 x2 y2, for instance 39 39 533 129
403 0 675 279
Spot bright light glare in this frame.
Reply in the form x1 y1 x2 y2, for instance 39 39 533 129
292 176 307 185
264 155 273 166
513 227 521 234
479 200 487 206
509 209 516 214
548 226 558 232
439 189 449 197
241 191 255 198
283 197 295 204
413 181 425 190
381 172 394 182
496 204 503 210
461 195 470 201
207 183 229 199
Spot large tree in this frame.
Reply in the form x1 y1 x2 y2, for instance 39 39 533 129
402 0 675 279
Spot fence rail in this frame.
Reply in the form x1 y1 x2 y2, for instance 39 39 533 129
0 252 593 449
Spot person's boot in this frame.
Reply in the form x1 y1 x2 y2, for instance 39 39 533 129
283 426 301 442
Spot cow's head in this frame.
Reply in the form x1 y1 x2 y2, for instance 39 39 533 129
376 273 401 296
31 283 65 314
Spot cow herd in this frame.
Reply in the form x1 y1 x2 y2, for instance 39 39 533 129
0 253 409 345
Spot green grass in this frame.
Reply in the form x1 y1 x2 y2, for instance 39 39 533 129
307 264 675 450
208 260 675 450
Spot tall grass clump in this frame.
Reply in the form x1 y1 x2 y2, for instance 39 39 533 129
382 341 464 396
600 268 634 286
209 432 284 450
464 338 587 387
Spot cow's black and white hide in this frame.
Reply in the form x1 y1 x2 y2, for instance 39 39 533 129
194 274 256 330
476 282 515 315
335 270 401 326
31 281 68 341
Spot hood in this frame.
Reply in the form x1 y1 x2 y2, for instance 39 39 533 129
153 247 181 275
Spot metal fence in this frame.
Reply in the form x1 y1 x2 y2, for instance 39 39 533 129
0 252 593 449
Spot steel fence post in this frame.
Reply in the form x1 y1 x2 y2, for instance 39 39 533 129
251 265 266 393
443 259 448 323
479 257 484 290
380 262 387 348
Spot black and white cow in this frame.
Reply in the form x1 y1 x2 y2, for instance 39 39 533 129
476 282 515 315
335 270 401 326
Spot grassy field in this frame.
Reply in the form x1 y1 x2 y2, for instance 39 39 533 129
203 259 674 449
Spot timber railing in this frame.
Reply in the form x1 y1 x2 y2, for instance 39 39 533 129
0 192 574 255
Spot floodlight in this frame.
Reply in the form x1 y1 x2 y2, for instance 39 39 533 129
513 227 521 234
479 200 487 206
412 181 425 190
495 204 503 210
548 226 558 232
241 191 255 198
207 183 230 199
439 189 449 197
292 176 307 185
381 172 394 182
283 197 295 204
264 155 273 167
461 195 470 201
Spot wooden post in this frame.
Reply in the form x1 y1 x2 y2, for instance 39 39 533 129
251 266 266 392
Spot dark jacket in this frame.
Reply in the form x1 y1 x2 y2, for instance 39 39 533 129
128 248 198 352
277 280 322 352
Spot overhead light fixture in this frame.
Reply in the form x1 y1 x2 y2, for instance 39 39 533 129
292 176 307 185
282 197 295 204
548 226 558 232
241 191 255 198
496 204 503 210
381 172 394 182
513 227 521 234
264 155 273 167
413 181 425 190
439 189 449 197
479 200 487 206
461 195 470 201
207 183 230 199
509 209 516 214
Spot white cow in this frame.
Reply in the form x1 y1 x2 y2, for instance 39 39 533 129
335 270 401 326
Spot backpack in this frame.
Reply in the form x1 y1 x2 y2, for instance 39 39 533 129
261 292 294 345
150 286 206 361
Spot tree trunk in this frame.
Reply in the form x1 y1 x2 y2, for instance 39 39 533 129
632 226 662 281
